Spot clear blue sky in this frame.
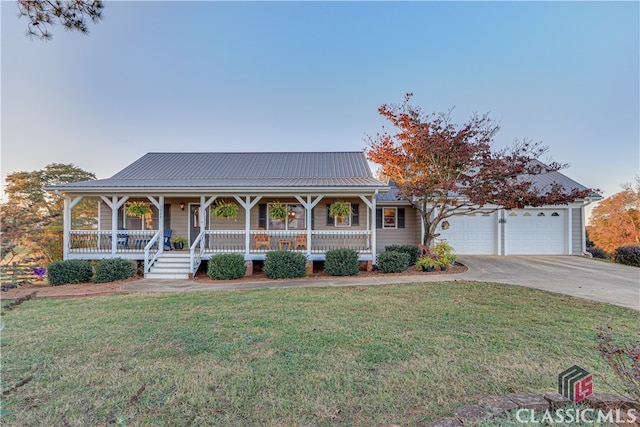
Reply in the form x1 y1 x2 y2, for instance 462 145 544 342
2 1 638 216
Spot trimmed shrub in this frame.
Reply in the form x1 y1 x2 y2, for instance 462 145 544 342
263 251 307 279
207 253 246 280
377 251 410 273
586 246 610 260
47 260 93 286
385 244 420 265
614 245 640 267
325 248 359 276
94 258 137 283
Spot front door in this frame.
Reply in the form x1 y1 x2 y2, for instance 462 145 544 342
189 204 209 246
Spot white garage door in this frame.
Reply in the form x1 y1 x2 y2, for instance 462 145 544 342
506 209 566 255
438 212 497 255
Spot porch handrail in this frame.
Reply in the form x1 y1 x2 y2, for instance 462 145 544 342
143 230 162 274
190 230 206 275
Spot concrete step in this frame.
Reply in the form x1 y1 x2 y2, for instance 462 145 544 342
153 261 191 268
145 272 190 280
144 251 192 279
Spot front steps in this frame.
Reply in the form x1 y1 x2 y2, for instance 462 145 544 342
145 251 191 280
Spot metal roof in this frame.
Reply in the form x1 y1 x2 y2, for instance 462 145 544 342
50 152 387 191
377 162 600 202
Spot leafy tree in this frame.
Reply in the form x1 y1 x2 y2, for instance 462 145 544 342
587 179 640 252
17 0 104 40
366 94 595 246
1 163 96 265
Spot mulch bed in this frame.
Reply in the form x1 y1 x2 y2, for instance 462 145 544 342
1 263 467 300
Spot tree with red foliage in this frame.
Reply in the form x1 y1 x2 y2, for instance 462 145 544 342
587 179 640 252
366 94 595 246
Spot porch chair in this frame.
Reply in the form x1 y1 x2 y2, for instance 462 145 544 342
253 228 271 251
294 228 307 250
116 227 129 248
163 228 173 250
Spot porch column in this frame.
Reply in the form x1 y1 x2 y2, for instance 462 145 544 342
372 192 377 258
295 195 323 257
63 197 70 259
101 196 129 254
235 196 262 257
359 194 375 257
147 196 164 252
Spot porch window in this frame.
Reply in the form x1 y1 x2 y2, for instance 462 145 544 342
119 204 159 230
268 203 306 231
326 204 359 227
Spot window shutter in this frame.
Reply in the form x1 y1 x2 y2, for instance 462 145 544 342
376 208 382 229
311 207 315 229
398 208 405 228
258 204 267 229
326 204 334 226
351 204 359 226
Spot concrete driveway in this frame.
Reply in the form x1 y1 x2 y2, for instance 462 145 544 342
456 256 639 310
123 256 639 310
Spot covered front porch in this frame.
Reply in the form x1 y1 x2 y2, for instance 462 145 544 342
63 193 379 276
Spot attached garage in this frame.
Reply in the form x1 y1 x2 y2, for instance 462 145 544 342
505 209 566 255
438 211 497 255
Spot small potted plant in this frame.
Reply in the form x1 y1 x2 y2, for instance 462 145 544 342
437 254 457 271
126 201 153 218
212 200 239 220
171 236 187 250
329 200 351 219
269 201 288 220
416 256 438 272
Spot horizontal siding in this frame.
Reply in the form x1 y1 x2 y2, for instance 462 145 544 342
376 206 420 253
572 208 582 255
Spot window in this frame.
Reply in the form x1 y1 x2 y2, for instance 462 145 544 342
551 212 560 217
119 204 158 230
376 207 405 229
326 203 359 227
383 208 397 229
268 203 305 231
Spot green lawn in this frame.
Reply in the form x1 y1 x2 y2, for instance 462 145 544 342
1 282 637 426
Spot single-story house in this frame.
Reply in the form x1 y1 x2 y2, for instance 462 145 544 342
47 151 599 279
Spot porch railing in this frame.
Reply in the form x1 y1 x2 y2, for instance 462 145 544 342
68 229 373 258
69 229 160 254
198 229 372 254
143 231 162 274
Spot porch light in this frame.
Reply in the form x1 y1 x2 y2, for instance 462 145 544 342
179 201 185 211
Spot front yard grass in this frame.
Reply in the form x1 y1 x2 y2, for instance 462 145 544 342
1 281 637 426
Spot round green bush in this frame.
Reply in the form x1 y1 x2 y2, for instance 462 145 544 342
263 251 307 279
325 248 359 276
94 258 137 283
47 259 94 286
377 251 410 273
207 253 246 280
384 245 420 265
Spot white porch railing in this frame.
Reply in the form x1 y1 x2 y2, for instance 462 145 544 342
198 229 372 254
143 231 162 274
69 229 160 253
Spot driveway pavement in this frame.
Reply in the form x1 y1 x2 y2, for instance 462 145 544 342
122 256 639 310
455 256 639 310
